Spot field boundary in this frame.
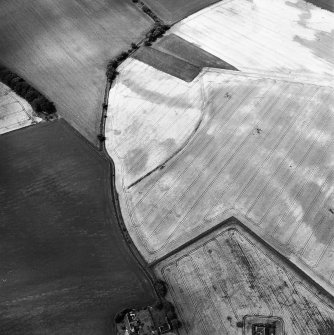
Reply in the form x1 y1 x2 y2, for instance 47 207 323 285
53 117 161 320
132 1 164 24
149 216 334 301
98 0 172 288
0 115 57 137
100 71 159 297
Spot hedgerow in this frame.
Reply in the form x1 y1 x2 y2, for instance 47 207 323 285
0 65 56 115
105 22 170 82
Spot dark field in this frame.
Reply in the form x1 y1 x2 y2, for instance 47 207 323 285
0 120 155 334
143 0 220 23
145 0 334 24
133 47 201 82
0 0 153 145
154 34 237 71
306 0 334 12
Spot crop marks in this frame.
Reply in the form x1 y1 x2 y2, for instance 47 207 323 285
155 221 334 334
107 68 334 297
170 0 334 77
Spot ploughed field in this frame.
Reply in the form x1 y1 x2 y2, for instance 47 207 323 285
143 0 220 24
0 0 153 145
0 120 155 334
0 82 41 135
155 220 334 335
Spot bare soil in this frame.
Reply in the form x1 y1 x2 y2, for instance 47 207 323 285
133 47 201 82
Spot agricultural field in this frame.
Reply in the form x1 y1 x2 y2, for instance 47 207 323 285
1 0 334 333
0 82 41 134
143 0 220 24
132 34 237 82
0 0 153 145
105 57 203 188
0 120 155 334
155 220 334 335
106 68 334 297
169 0 334 77
153 34 237 71
133 47 202 82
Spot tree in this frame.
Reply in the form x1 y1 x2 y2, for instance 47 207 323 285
163 300 175 313
41 99 56 114
2 72 16 85
154 280 168 297
10 77 23 87
114 312 124 323
31 98 43 114
97 134 106 142
154 300 163 310
0 65 57 116
30 96 56 115
106 68 119 82
25 88 41 103
170 319 182 329
167 311 177 320
13 81 30 96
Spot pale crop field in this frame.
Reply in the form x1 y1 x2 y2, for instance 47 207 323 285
170 0 334 77
0 0 153 144
0 82 41 134
155 221 334 335
105 58 203 188
106 66 334 296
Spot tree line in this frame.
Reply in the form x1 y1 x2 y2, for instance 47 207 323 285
0 65 56 116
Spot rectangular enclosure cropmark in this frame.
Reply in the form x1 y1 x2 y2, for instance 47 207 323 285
245 316 283 335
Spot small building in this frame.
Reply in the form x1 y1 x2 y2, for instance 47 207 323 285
124 309 158 335
158 322 171 334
